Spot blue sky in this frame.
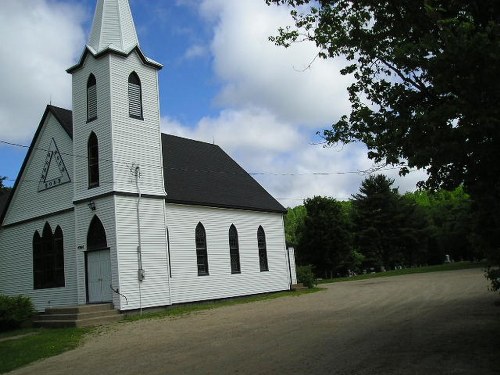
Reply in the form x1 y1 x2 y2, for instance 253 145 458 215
0 0 426 205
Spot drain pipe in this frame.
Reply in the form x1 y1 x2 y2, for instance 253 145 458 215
134 165 144 314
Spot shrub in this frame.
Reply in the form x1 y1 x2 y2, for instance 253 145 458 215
296 265 317 288
485 267 500 293
0 294 35 332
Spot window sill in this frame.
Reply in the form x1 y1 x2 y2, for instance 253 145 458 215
86 117 97 123
129 114 144 121
88 183 99 189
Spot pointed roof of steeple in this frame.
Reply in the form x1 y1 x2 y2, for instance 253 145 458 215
67 0 162 73
87 0 138 55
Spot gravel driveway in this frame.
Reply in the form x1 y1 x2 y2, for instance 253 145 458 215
9 268 500 374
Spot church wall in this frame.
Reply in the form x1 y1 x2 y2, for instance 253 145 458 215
114 195 170 310
3 114 74 226
0 211 77 312
108 52 165 197
72 54 114 203
166 204 290 305
74 196 119 307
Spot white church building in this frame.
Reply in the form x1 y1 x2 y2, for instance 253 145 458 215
0 0 295 312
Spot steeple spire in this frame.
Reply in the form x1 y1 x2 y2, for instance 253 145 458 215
87 0 139 55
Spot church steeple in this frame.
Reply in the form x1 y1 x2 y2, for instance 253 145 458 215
87 0 139 55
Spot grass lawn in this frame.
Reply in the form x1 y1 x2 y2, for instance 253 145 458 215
0 288 321 373
0 327 91 374
318 261 486 284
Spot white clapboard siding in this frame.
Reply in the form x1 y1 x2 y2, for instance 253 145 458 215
109 52 165 197
71 53 114 203
3 114 74 226
166 204 290 305
114 195 170 311
74 196 119 307
0 211 77 312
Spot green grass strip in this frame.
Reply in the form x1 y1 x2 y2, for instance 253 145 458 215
318 261 485 284
0 327 91 374
124 288 323 322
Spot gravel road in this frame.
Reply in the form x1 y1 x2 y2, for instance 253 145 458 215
9 268 500 374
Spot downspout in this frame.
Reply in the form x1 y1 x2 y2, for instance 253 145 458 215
135 165 144 314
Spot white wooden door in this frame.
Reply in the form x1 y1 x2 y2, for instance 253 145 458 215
87 250 112 303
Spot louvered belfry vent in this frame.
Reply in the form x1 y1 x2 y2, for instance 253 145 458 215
128 72 143 119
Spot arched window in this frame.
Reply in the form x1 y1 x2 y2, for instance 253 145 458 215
87 215 108 251
128 72 143 119
257 226 269 272
33 223 65 289
87 74 97 121
88 132 99 188
195 222 209 276
229 224 241 274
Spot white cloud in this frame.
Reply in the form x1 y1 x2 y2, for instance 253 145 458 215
183 44 209 60
200 0 353 127
0 0 86 143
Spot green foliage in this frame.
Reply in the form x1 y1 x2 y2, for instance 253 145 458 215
298 196 352 277
296 265 317 288
351 175 430 269
319 261 485 284
284 205 307 247
0 327 91 374
267 0 500 279
405 187 476 263
0 295 35 332
485 267 500 293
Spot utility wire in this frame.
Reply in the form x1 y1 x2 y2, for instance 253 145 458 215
1 138 413 179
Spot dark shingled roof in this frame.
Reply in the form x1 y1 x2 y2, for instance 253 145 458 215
1 106 284 222
162 134 285 213
48 106 73 138
0 191 10 219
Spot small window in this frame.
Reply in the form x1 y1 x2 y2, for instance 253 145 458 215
87 74 97 121
33 223 65 289
195 222 209 276
128 72 143 119
88 132 99 188
87 215 107 250
257 226 269 272
229 224 241 274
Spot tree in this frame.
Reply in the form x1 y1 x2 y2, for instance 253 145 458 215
298 196 352 278
284 205 307 247
405 187 476 263
352 175 429 269
266 0 499 282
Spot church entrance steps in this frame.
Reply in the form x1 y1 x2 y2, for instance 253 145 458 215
34 303 122 328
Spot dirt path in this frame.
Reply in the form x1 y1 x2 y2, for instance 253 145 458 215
9 268 500 374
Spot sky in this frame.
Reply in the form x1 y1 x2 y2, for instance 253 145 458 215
0 0 428 206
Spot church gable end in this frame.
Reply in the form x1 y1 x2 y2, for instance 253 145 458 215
2 106 74 227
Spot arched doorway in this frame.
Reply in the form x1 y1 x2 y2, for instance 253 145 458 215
86 215 112 303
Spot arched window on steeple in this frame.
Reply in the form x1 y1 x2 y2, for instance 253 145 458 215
87 216 108 251
88 132 99 188
87 74 97 122
128 72 143 119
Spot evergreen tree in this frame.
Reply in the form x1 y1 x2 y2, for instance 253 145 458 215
352 175 429 269
298 196 352 278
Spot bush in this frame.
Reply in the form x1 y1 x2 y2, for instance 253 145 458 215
0 294 35 332
296 265 317 288
485 267 500 293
